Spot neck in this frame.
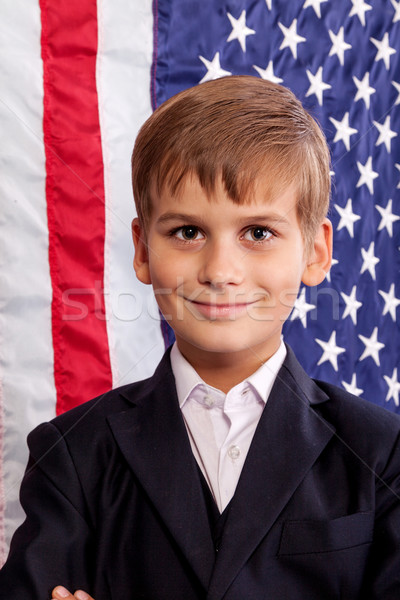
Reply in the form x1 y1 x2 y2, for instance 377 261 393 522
175 340 280 393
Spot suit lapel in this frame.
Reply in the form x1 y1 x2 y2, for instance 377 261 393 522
207 347 335 600
107 352 215 591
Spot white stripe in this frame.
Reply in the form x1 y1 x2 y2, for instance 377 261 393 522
0 1 57 556
97 0 164 388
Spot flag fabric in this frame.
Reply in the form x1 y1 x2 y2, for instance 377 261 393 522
0 0 399 564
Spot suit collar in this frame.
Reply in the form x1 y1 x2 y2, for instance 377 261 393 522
282 343 331 406
108 349 215 591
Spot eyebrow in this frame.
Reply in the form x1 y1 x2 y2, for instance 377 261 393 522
157 212 199 224
156 211 291 227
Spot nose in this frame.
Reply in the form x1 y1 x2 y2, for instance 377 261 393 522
198 240 244 289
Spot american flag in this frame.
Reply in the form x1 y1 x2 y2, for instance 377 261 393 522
152 0 400 414
0 0 398 563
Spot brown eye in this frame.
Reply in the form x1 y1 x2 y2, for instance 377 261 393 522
182 227 197 239
244 227 273 242
175 226 204 241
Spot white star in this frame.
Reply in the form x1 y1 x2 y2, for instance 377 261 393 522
316 331 346 372
278 19 306 59
376 199 400 237
306 66 331 106
349 0 372 26
379 283 400 321
353 72 376 109
359 327 385 366
253 61 283 83
396 164 400 188
227 11 256 53
370 33 396 70
342 373 364 397
290 287 316 327
341 285 363 325
303 0 328 18
326 257 339 282
265 0 272 9
356 156 379 194
199 53 231 84
391 0 400 22
393 81 400 105
373 115 397 153
384 368 400 406
360 241 380 279
329 27 352 66
329 112 358 151
335 198 361 238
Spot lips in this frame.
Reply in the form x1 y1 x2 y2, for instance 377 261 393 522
185 299 255 320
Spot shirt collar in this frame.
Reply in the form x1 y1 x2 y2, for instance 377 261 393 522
170 340 287 408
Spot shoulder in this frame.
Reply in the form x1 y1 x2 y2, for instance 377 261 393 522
28 349 174 448
313 377 400 434
25 350 176 492
283 343 400 431
312 378 400 474
283 345 400 462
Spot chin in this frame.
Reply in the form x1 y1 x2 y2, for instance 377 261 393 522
179 333 252 356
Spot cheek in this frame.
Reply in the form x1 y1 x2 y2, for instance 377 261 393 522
259 264 303 309
149 260 185 300
149 257 174 285
257 261 302 287
152 253 197 286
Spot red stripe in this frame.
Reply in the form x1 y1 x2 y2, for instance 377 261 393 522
40 0 112 414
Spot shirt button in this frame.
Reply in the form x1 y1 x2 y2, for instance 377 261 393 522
204 395 214 407
228 445 241 460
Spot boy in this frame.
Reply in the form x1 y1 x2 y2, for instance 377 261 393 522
1 76 400 599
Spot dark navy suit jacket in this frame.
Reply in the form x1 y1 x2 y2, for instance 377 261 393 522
1 345 400 599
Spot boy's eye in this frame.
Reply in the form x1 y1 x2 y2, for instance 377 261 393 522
175 226 204 241
243 227 273 242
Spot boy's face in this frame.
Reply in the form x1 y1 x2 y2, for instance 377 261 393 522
133 175 331 371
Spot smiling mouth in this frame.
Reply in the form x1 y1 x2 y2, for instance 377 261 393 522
185 299 256 320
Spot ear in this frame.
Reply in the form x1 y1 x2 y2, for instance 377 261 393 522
301 218 333 287
132 218 152 285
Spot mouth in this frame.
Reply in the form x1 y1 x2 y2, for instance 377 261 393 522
185 299 256 320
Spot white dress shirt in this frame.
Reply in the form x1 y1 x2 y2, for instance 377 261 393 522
170 340 287 512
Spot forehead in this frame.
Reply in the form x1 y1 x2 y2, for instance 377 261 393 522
151 173 300 225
